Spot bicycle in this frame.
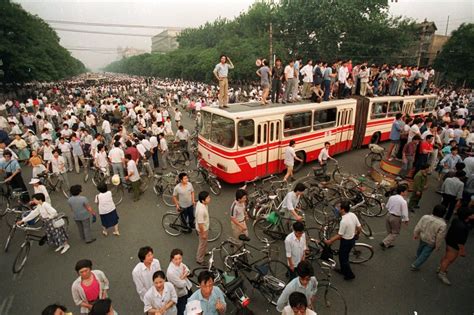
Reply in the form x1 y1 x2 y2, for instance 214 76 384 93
12 214 69 273
168 142 190 170
304 241 348 315
37 171 70 198
161 210 222 242
221 237 291 306
191 159 222 196
152 172 178 206
365 143 385 168
3 206 36 252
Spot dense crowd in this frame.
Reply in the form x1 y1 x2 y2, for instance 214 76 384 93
0 66 473 315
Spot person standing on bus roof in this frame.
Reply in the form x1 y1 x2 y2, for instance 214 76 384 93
283 60 296 104
318 142 337 175
283 140 303 182
256 59 272 106
213 55 234 109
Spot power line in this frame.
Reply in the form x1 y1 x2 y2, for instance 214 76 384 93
46 19 184 31
53 27 155 37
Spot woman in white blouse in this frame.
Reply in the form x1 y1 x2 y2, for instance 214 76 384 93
143 271 178 315
18 192 70 254
166 248 192 315
95 182 120 236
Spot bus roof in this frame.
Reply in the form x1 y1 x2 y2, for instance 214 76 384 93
364 94 437 102
201 98 357 120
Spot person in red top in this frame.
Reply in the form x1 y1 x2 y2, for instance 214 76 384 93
124 140 140 163
415 134 434 174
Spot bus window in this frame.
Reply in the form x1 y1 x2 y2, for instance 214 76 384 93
237 119 255 147
284 111 312 137
276 121 280 140
210 114 235 148
270 123 274 142
387 101 402 117
370 102 388 119
425 98 436 111
257 125 262 144
313 108 337 130
200 111 212 139
414 99 426 113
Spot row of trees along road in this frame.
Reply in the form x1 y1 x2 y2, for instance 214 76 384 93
0 1 86 85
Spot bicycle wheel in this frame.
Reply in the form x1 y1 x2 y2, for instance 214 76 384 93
332 168 350 184
0 194 10 217
259 259 291 305
314 283 348 315
253 217 277 243
312 202 337 226
208 178 221 196
12 241 31 273
4 224 17 252
111 185 124 206
83 171 89 183
190 169 205 184
207 217 222 242
161 213 183 237
359 217 373 237
60 180 70 199
360 196 383 217
47 174 60 191
91 170 103 187
153 178 163 196
349 243 374 264
168 151 181 170
162 185 175 207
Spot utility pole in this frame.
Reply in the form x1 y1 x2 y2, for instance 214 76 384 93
445 15 449 36
269 22 273 65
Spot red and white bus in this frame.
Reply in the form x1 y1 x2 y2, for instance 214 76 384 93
197 94 437 184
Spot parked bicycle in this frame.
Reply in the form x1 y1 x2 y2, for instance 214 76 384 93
161 210 223 242
152 171 178 206
37 171 70 198
192 159 222 196
365 143 385 168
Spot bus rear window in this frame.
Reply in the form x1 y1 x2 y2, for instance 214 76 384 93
370 102 388 119
210 114 235 148
387 101 402 117
313 108 337 130
284 111 312 137
237 119 255 147
414 99 426 113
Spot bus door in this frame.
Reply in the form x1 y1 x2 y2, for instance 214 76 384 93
256 120 281 177
402 99 414 117
334 108 353 154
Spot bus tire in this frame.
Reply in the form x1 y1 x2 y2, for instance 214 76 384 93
293 151 305 173
370 132 381 144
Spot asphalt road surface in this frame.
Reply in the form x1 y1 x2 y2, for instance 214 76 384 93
0 116 472 315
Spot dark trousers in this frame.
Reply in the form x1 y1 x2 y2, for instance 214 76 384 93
339 238 356 279
181 205 195 228
323 80 331 101
152 148 159 168
131 180 141 201
441 193 457 221
338 82 345 98
179 140 190 160
177 291 191 315
271 79 282 103
397 138 407 159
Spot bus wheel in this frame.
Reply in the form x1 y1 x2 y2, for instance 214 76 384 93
370 132 381 144
293 151 305 173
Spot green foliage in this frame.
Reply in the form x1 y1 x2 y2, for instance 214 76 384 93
105 0 418 82
434 23 474 87
0 1 86 84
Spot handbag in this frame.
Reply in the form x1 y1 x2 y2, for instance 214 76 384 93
52 213 66 228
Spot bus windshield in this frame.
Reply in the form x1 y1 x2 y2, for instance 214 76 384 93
200 111 235 148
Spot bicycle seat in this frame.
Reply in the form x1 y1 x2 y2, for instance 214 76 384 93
238 234 251 242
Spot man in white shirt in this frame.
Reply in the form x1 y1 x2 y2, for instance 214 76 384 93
125 153 141 202
381 185 409 249
57 137 73 172
195 191 211 265
175 126 190 160
285 222 307 278
132 246 161 302
283 60 296 104
283 140 302 182
108 141 125 185
159 133 169 169
300 60 314 99
324 201 361 280
318 142 337 175
337 61 349 99
101 118 112 147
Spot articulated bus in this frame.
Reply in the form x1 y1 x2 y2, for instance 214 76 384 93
197 94 437 184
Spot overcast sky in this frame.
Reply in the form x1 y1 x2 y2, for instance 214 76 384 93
13 0 473 70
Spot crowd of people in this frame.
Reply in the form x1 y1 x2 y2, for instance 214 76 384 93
0 62 473 314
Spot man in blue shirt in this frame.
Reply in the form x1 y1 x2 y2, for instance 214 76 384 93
187 271 226 315
386 113 403 161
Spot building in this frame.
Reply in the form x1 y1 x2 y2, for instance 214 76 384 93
117 47 147 59
415 20 450 67
151 29 182 53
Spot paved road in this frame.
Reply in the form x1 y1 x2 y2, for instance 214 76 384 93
0 117 472 315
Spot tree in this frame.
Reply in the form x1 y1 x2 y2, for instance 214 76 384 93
0 1 86 84
434 23 474 87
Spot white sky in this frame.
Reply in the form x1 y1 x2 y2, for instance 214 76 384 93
13 0 473 70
